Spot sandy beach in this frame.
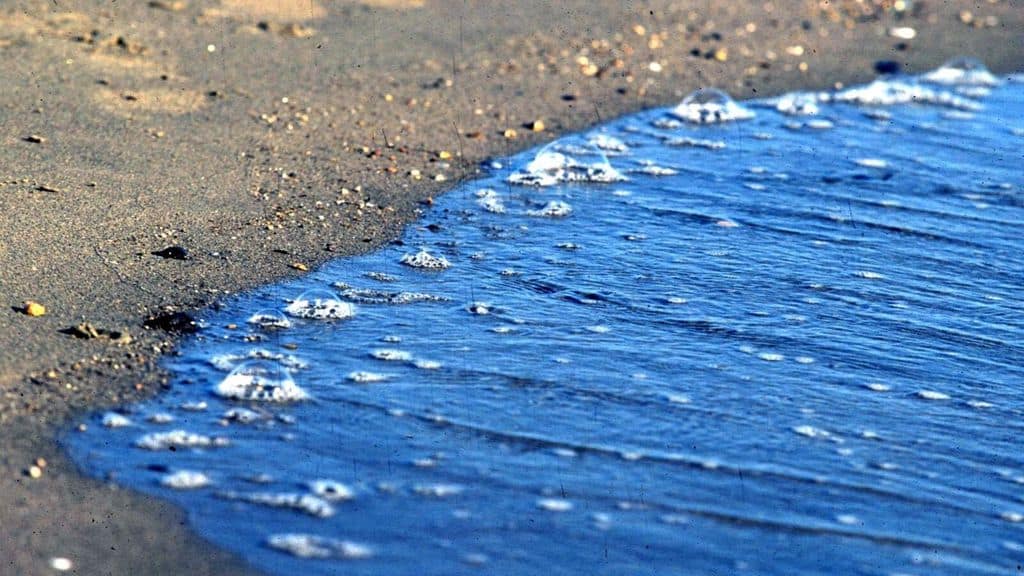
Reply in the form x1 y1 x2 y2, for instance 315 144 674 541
0 0 1021 573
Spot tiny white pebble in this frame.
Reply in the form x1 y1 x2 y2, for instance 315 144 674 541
49 558 73 572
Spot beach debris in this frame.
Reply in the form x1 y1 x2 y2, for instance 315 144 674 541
48 558 73 572
266 534 373 559
23 134 46 144
144 311 199 333
62 323 131 343
148 0 187 11
22 300 46 317
290 262 309 271
151 245 190 260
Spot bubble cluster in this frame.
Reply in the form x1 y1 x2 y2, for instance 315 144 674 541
266 534 373 560
285 290 356 320
400 249 451 270
670 88 755 124
214 360 309 402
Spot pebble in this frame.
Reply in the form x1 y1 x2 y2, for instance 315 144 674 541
49 558 73 572
23 301 46 317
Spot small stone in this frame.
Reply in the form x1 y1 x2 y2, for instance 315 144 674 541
35 458 47 468
143 311 198 333
28 465 43 479
291 262 309 271
713 48 728 62
152 245 189 260
23 301 46 317
503 128 518 139
437 150 452 160
527 119 545 132
149 0 186 10
23 135 46 144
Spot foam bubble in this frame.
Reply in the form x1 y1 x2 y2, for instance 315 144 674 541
508 138 625 186
267 534 373 560
180 401 208 412
855 270 886 279
161 470 212 489
214 360 308 402
922 57 1001 87
467 302 491 315
347 371 390 383
836 514 861 526
917 390 950 401
400 249 451 270
413 359 442 370
101 412 132 428
855 158 888 169
218 491 335 517
147 412 175 424
209 349 308 372
758 352 785 362
537 498 574 512
526 200 573 218
670 88 755 124
285 290 356 320
247 310 291 329
309 480 354 501
135 430 228 451
865 383 891 392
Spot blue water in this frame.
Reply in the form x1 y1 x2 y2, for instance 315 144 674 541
68 63 1024 575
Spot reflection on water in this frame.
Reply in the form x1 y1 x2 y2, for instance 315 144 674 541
68 63 1024 575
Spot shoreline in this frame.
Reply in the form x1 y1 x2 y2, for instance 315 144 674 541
1 1 1022 573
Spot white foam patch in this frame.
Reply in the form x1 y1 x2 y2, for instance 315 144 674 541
793 425 831 439
400 249 451 270
917 390 950 401
854 158 888 169
664 136 726 150
209 349 308 372
218 491 335 517
631 161 679 176
588 134 629 153
247 310 291 329
101 412 132 428
161 470 211 489
526 200 573 218
334 286 446 305
413 359 442 370
758 352 785 362
214 361 309 402
829 79 980 111
370 349 412 362
507 142 626 186
670 88 755 124
347 371 390 383
537 498 574 512
474 189 506 214
285 291 356 320
267 534 373 560
865 383 891 392
223 407 263 424
413 484 464 498
135 430 229 451
308 480 355 501
856 270 886 279
147 412 175 424
922 57 1001 87
467 302 491 315
773 92 822 115
180 401 207 412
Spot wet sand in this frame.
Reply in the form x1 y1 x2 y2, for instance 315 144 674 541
0 0 1021 573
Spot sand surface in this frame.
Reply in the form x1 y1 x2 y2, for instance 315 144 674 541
0 0 1021 573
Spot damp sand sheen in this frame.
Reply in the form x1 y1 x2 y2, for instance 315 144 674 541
68 60 1024 575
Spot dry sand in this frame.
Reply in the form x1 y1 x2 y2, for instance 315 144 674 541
0 0 1021 573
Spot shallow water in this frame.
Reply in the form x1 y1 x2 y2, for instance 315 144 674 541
68 64 1024 575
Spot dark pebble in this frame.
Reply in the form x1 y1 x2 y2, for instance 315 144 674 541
143 311 199 333
874 60 902 75
152 246 190 260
